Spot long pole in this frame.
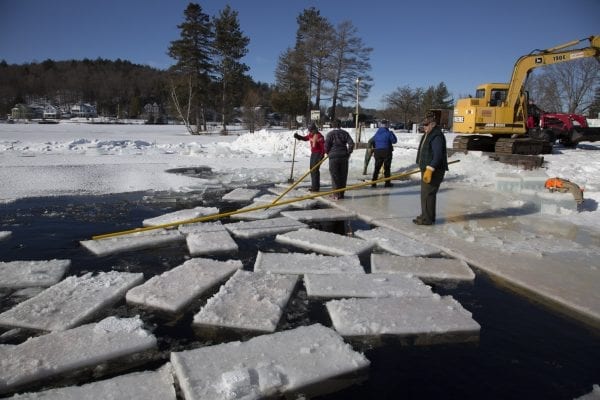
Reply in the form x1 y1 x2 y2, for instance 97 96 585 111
271 155 328 205
91 160 459 240
288 137 297 183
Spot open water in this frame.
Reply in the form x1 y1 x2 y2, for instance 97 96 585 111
0 187 599 399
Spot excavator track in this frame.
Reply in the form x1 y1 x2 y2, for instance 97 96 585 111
451 136 547 169
494 138 553 155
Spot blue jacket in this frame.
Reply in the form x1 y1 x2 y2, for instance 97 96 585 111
369 127 397 150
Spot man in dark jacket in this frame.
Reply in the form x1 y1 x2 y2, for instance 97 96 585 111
325 119 354 200
368 120 397 187
414 112 448 225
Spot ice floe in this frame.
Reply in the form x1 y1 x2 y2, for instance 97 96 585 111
263 190 319 209
170 323 369 400
228 200 290 220
280 208 357 222
178 221 239 256
193 270 298 333
142 206 219 227
225 216 307 238
0 271 143 332
80 229 184 256
0 260 70 289
254 251 364 274
0 316 156 395
326 295 480 342
0 231 11 241
354 226 440 256
304 273 434 299
275 228 374 256
10 364 175 400
126 258 242 314
370 254 475 283
221 188 260 202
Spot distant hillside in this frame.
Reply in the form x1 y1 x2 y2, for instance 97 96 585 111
0 58 169 118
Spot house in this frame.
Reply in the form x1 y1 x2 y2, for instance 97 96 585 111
70 103 97 118
43 105 60 119
11 103 43 120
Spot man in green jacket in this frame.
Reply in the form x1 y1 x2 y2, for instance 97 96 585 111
414 112 448 225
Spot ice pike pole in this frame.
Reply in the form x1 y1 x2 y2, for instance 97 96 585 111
91 160 459 240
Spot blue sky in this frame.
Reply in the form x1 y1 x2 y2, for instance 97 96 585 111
0 0 598 109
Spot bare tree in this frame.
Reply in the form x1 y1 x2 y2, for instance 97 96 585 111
328 20 373 122
526 58 600 114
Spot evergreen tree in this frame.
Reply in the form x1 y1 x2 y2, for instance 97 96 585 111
295 7 335 123
167 2 214 133
213 5 250 133
272 48 308 128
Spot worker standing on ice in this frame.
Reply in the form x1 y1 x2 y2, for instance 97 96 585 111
325 119 354 200
414 112 448 225
368 120 397 188
294 123 325 192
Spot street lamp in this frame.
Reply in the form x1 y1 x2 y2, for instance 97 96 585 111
355 77 361 142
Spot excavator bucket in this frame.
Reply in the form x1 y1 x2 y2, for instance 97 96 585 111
570 126 600 145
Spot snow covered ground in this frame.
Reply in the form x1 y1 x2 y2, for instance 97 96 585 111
1 121 598 233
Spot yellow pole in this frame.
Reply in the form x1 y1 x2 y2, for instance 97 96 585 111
270 155 328 205
91 160 459 240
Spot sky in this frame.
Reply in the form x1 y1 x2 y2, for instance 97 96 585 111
0 0 599 109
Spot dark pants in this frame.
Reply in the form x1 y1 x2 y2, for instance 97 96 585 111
329 156 349 198
420 169 445 223
310 153 324 191
372 148 393 185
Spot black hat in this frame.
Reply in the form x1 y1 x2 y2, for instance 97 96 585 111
309 123 317 131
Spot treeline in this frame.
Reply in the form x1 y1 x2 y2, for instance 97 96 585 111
0 58 168 118
0 58 273 121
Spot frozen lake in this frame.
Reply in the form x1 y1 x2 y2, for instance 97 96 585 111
1 188 598 399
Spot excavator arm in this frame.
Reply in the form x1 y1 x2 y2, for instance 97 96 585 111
505 36 600 112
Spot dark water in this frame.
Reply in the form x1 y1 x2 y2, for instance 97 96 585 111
0 189 599 399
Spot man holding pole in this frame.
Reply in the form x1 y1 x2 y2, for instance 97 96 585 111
294 123 325 192
414 112 448 225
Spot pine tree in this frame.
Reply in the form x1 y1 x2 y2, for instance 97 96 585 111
213 5 250 133
167 3 214 133
272 48 308 128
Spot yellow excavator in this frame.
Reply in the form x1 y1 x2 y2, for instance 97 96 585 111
452 35 600 154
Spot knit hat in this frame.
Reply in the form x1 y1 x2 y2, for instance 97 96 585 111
422 112 436 125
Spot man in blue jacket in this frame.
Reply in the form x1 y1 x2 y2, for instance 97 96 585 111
368 120 397 187
414 112 448 225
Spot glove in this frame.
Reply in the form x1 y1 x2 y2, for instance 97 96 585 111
294 133 302 140
422 167 434 184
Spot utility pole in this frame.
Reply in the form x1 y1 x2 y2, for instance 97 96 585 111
355 77 361 144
